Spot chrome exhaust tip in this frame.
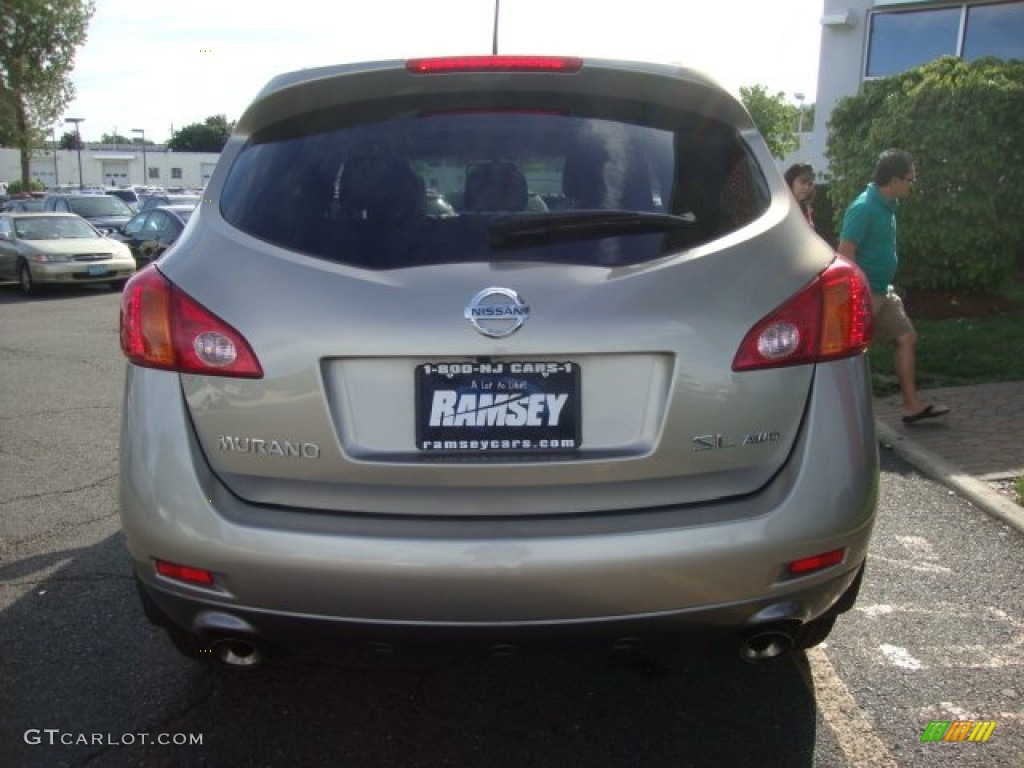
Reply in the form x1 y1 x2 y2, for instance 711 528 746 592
212 637 263 668
739 627 795 663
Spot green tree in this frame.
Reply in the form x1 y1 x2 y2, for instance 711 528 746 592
6 178 45 194
167 114 235 152
0 0 96 183
59 129 83 150
101 132 131 145
739 85 800 159
0 95 15 146
827 56 1024 292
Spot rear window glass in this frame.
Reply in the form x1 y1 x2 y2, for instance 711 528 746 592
221 109 768 269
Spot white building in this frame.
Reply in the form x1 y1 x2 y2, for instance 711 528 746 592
0 143 219 190
789 0 1023 175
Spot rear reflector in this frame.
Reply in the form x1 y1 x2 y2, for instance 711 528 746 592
733 256 872 371
120 266 263 378
407 56 583 74
787 549 845 576
155 560 215 586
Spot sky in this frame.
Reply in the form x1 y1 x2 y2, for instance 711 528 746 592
62 0 825 144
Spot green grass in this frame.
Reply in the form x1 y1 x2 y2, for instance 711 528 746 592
868 280 1024 396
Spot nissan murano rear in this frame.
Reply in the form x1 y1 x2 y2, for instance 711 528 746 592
118 56 877 667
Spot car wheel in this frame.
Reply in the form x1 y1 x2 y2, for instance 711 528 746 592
17 260 36 296
792 614 837 650
790 563 866 651
139 242 160 264
163 623 211 661
133 577 210 662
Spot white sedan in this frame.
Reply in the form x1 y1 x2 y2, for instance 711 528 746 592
0 212 137 295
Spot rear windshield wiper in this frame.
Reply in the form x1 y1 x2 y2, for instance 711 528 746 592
487 210 697 249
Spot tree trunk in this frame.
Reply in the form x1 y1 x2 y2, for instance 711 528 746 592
15 98 31 185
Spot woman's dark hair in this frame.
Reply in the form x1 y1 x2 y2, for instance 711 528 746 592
784 163 815 226
784 163 814 188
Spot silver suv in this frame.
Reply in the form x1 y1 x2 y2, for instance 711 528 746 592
119 56 878 667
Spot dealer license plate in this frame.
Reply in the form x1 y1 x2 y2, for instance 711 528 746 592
416 361 580 453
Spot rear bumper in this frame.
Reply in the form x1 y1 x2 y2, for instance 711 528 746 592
136 563 863 658
119 357 878 642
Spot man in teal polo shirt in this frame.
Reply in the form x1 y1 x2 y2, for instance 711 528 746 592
838 149 949 424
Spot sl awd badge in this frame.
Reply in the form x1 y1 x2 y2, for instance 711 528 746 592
465 287 530 338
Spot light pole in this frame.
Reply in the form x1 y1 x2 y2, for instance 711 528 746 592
492 0 500 54
132 128 147 187
793 93 806 154
65 117 85 189
51 128 59 187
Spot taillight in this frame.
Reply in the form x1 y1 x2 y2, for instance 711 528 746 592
155 559 215 586
120 266 263 378
787 548 846 577
406 56 583 74
732 257 872 371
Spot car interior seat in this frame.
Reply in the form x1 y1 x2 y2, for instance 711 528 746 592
562 145 607 209
463 161 529 212
561 143 654 212
335 152 425 266
338 153 425 225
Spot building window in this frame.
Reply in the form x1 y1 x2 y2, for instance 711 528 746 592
171 167 182 179
867 2 1024 78
148 167 159 180
866 6 961 78
964 2 1024 61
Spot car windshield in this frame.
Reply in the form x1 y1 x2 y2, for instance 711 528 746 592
69 196 133 217
222 109 768 270
14 216 99 240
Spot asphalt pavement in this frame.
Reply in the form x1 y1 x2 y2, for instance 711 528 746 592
873 381 1024 533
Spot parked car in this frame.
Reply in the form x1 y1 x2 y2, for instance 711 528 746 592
106 187 141 212
139 193 201 211
42 193 134 233
0 212 136 294
118 56 877 668
1 197 45 213
112 205 194 264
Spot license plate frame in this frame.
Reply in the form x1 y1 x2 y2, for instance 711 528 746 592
416 361 580 453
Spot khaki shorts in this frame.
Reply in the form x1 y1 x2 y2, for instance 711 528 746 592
870 290 915 344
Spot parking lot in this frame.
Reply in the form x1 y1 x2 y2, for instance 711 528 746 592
0 284 1020 768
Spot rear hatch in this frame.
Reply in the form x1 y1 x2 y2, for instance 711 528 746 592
150 58 849 517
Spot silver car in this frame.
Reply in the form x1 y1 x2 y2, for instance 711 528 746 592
118 56 878 667
0 212 136 294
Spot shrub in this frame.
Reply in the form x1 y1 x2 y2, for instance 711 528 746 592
6 179 45 195
826 57 1024 292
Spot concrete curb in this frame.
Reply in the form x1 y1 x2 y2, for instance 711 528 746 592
876 421 1024 534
